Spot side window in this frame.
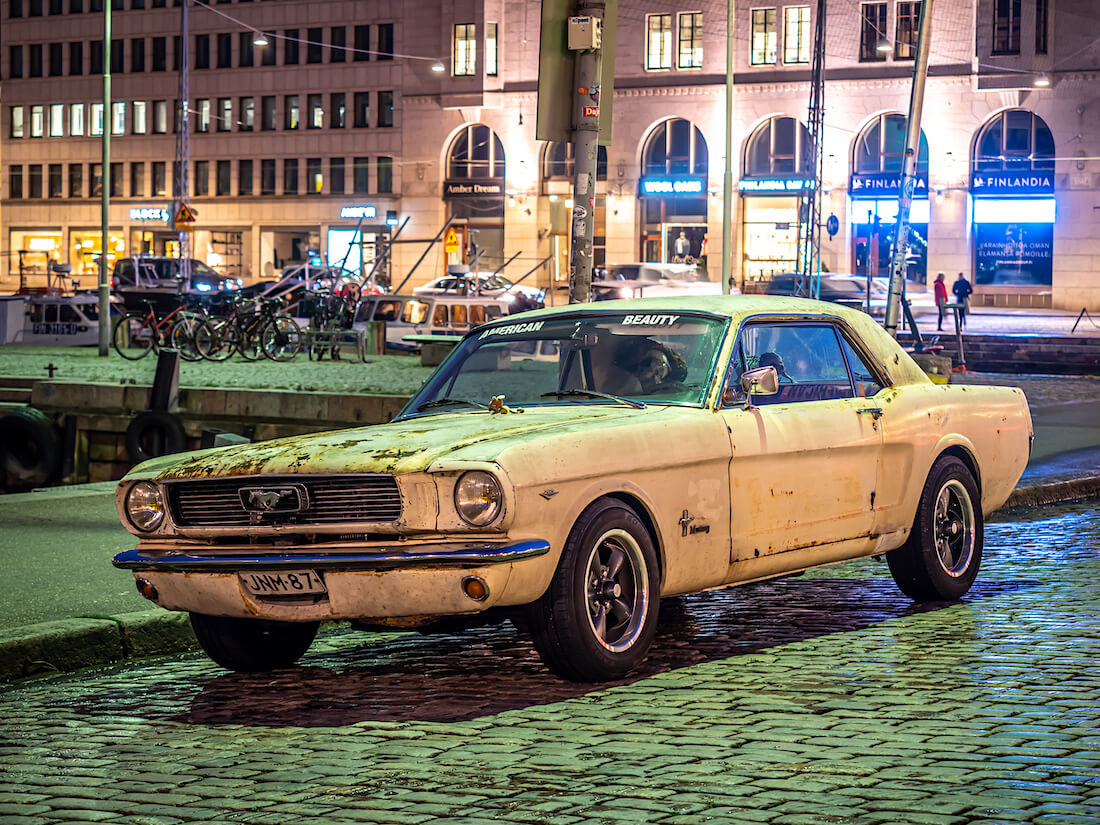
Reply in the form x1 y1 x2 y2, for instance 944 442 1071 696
839 334 886 397
432 304 449 326
731 322 856 405
114 259 134 286
468 304 486 326
451 304 468 328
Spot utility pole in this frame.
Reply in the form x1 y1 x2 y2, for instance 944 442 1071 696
98 2 111 355
883 0 933 336
567 6 604 304
721 0 734 295
174 0 192 287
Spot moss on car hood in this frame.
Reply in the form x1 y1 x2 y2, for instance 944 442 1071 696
132 406 655 481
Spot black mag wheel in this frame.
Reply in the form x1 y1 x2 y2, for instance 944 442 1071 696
262 316 302 361
112 313 154 360
189 613 319 672
529 497 659 682
886 455 983 601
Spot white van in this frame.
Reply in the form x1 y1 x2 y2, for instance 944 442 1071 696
353 293 510 350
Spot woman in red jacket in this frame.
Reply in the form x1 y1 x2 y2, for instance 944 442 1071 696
934 273 948 331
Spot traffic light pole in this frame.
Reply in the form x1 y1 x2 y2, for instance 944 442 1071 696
567 2 604 305
883 0 933 337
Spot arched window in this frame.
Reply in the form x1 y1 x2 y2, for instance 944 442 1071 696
642 118 708 177
448 124 505 179
744 116 812 176
542 142 607 181
974 109 1055 173
854 113 929 174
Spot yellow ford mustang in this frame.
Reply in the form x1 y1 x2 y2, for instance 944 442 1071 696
114 296 1032 681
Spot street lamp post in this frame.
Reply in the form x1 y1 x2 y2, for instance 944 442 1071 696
98 2 112 356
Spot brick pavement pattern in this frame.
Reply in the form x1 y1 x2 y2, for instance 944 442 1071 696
1 504 1097 825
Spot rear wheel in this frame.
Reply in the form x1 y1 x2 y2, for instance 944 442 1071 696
262 316 302 361
195 316 235 361
113 313 154 359
189 613 319 672
886 456 983 601
529 498 659 682
169 313 204 362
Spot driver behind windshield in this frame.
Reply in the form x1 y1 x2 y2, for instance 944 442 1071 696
611 339 689 394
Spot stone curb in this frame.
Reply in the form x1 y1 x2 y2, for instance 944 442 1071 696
2 476 1098 685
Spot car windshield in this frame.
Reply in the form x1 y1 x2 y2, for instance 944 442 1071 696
402 311 729 416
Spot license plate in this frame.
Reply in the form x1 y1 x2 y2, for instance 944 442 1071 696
239 569 326 596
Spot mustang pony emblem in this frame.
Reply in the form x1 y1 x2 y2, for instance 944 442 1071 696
239 485 307 513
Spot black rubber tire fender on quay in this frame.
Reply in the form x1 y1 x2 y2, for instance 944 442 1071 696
886 455 983 601
125 410 187 463
0 406 61 488
190 613 320 672
528 497 660 682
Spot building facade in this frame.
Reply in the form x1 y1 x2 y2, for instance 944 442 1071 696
3 0 1098 310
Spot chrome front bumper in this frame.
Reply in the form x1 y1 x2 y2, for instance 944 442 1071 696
112 539 551 573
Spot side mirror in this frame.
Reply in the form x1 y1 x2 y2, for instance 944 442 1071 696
740 366 779 409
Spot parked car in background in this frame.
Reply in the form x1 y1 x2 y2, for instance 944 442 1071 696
111 257 241 313
114 295 1031 682
593 262 732 300
414 273 544 306
762 273 935 316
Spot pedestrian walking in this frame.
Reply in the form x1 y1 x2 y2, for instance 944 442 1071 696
934 273 948 331
953 272 973 327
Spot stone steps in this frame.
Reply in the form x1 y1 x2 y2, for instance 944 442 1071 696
898 334 1100 374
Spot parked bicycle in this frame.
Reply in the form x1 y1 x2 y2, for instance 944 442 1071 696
195 293 302 362
111 298 207 361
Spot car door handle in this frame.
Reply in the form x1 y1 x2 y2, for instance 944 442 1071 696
857 407 884 420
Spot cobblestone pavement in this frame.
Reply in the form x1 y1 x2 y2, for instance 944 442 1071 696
1 504 1098 825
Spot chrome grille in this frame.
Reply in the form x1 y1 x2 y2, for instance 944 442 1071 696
167 475 402 527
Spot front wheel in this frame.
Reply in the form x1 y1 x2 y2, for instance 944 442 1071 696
886 456 983 601
189 613 319 672
262 316 302 361
529 498 659 682
112 313 154 360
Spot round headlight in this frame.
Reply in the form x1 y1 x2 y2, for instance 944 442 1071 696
126 481 165 532
454 471 503 526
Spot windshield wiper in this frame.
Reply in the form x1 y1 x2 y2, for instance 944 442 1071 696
540 389 646 409
415 397 490 411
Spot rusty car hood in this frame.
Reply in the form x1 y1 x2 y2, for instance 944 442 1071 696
132 406 661 481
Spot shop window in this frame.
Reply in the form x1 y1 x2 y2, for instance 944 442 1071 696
860 2 887 61
330 27 346 63
643 118 708 177
330 158 345 194
285 95 299 130
49 104 64 137
239 159 252 195
783 6 810 64
308 94 323 129
745 115 812 176
307 157 322 193
678 12 702 69
894 2 920 59
378 24 393 59
542 142 607 181
974 109 1055 172
354 92 370 128
453 23 476 75
378 91 393 127
646 14 672 70
330 93 345 128
854 113 928 174
486 22 498 75
216 160 231 196
353 157 369 193
307 28 323 63
354 25 369 61
992 0 1021 54
750 8 777 66
260 159 275 195
69 41 82 75
448 124 505 179
49 164 63 198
